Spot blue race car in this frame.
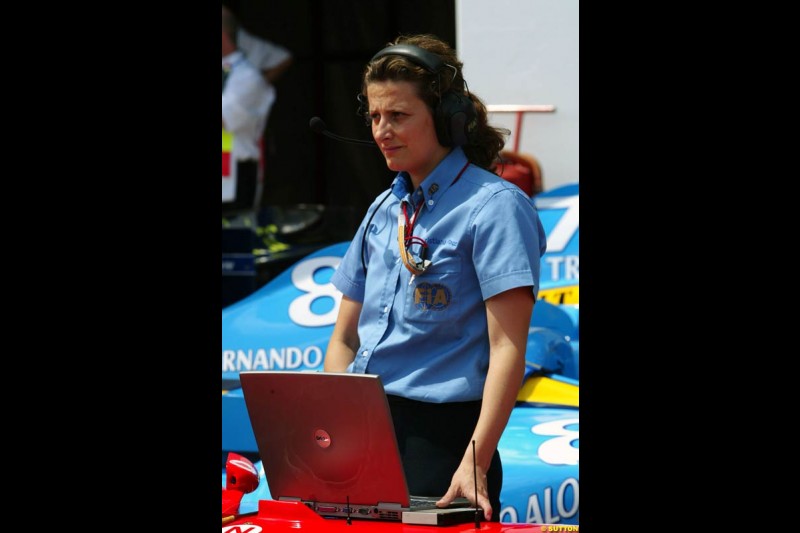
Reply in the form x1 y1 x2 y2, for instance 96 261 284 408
222 183 579 524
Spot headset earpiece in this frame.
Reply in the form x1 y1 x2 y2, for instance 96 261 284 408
436 92 477 147
363 43 477 147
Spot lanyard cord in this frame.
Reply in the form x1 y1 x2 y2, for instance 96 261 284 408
397 161 470 276
401 201 425 246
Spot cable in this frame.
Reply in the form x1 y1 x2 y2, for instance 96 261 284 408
360 189 393 275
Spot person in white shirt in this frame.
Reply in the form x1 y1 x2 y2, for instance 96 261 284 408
222 5 274 212
236 25 293 85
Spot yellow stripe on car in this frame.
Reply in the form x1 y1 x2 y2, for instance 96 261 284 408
517 375 579 407
537 284 579 305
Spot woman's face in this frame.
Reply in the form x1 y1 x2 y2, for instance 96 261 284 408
366 80 450 186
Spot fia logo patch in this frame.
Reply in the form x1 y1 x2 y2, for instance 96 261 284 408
414 282 451 311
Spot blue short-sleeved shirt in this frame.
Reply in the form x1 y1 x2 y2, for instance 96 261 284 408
330 147 547 403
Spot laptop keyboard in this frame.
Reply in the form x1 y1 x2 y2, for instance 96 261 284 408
409 497 439 509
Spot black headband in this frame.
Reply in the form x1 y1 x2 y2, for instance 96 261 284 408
370 44 446 74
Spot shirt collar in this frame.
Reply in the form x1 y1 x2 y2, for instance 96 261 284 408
222 50 244 70
389 147 468 212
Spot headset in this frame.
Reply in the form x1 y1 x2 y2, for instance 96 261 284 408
360 43 478 147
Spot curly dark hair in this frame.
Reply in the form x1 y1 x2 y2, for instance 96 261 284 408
361 34 508 171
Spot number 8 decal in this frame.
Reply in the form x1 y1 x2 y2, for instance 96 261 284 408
288 256 343 327
531 418 579 466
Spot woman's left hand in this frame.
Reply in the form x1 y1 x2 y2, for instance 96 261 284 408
436 461 493 521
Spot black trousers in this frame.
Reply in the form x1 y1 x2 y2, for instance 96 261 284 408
387 395 503 521
222 160 258 212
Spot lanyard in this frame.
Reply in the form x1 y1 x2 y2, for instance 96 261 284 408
397 161 470 277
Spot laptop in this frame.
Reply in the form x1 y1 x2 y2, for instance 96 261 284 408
239 370 481 522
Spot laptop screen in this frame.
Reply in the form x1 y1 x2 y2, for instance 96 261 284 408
240 371 411 509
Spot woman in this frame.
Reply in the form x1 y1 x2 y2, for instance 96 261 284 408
324 34 547 522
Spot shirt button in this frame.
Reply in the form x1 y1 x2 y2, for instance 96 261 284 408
428 199 434 206
362 350 369 357
383 306 389 313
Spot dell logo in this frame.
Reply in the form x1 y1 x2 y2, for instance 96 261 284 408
314 429 332 448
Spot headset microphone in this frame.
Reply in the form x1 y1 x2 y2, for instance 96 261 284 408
309 116 376 146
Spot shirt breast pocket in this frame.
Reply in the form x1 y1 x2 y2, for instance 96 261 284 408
403 254 462 325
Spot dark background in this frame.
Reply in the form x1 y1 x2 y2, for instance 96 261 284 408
224 0 455 229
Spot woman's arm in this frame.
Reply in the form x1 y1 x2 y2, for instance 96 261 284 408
437 285 534 520
323 295 363 372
